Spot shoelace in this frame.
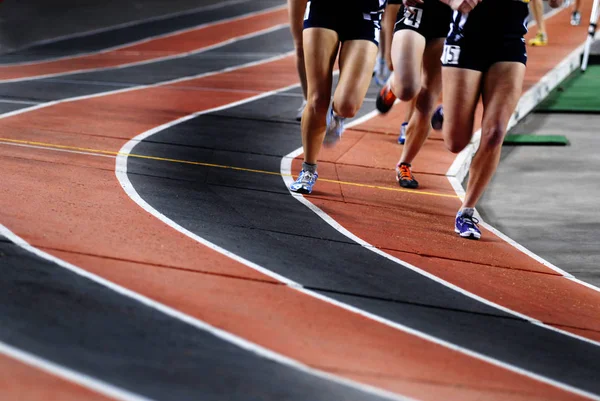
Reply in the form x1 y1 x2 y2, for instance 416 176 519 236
462 215 480 228
299 171 316 184
398 165 413 181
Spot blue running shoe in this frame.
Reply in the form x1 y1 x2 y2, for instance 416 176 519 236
323 106 346 147
290 170 318 194
431 105 444 131
455 211 481 240
398 122 408 144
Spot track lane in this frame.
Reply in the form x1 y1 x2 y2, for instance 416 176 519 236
302 4 600 338
0 235 402 401
124 86 600 397
0 26 294 109
0 353 114 401
0 3 287 82
1 49 594 401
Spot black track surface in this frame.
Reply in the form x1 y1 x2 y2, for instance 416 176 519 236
0 236 394 401
2 2 599 399
0 27 293 104
0 0 283 64
127 90 600 396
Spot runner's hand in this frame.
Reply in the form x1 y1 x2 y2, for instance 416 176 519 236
547 0 563 8
403 0 424 8
448 0 481 13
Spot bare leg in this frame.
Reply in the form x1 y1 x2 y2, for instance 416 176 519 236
462 62 526 208
301 28 339 164
441 67 482 154
530 0 547 38
574 0 581 12
399 38 444 164
333 40 379 118
287 0 309 99
390 30 426 101
404 98 416 123
383 4 401 71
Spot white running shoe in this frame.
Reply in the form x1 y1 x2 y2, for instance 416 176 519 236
296 99 307 121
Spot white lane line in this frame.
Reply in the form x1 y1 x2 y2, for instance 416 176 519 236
0 340 155 401
446 32 600 293
0 34 413 401
1 12 595 399
0 98 41 105
0 20 289 84
0 48 295 122
0 0 283 68
113 91 600 400
0 224 412 401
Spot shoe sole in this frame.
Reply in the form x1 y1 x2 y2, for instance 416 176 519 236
376 95 394 114
399 180 418 189
454 228 481 240
291 187 311 195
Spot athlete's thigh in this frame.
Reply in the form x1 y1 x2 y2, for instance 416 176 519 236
303 27 339 98
441 66 482 152
481 61 526 135
334 39 378 110
391 29 426 93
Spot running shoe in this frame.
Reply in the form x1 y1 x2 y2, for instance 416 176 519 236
323 106 346 147
376 84 397 114
431 105 444 131
528 32 548 46
374 58 391 87
455 211 481 240
290 170 318 194
571 11 581 26
296 99 307 121
398 122 408 144
395 162 419 189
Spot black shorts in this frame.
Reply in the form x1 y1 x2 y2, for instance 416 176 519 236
303 0 384 45
392 0 452 41
442 5 529 72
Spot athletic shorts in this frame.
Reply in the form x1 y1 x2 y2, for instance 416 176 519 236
442 3 529 72
303 0 384 45
391 0 452 41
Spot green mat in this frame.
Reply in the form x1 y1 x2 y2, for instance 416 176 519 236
503 134 569 146
536 65 600 112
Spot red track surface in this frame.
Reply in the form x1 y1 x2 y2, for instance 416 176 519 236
0 354 112 401
0 4 598 401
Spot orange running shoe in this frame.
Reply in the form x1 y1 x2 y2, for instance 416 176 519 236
376 84 397 114
395 163 419 189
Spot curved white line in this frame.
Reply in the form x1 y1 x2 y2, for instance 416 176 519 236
0 338 155 401
115 85 600 401
0 224 410 401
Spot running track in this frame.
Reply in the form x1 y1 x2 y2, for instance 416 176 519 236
0 1 599 400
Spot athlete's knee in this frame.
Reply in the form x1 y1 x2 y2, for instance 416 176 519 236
480 122 506 150
308 90 330 116
334 100 360 118
391 75 419 102
444 130 470 154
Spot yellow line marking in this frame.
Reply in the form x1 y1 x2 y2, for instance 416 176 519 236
0 137 459 199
